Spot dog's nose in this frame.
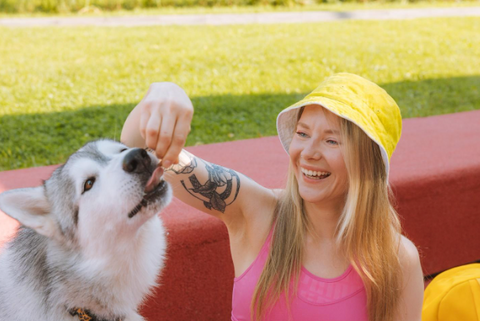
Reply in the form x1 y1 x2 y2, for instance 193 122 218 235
123 148 150 173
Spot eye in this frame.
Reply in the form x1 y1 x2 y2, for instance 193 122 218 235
120 148 127 153
326 139 338 145
83 177 96 193
296 131 308 138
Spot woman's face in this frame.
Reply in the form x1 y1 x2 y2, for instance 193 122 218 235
289 105 349 206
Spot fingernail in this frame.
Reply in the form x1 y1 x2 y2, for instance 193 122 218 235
163 160 172 168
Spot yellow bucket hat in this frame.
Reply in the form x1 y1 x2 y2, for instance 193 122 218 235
276 73 402 176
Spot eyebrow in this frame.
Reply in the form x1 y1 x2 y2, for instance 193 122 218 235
296 122 340 134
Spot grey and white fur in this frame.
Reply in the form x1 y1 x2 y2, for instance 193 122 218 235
0 139 171 321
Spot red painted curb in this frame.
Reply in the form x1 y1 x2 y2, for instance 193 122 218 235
1 110 480 320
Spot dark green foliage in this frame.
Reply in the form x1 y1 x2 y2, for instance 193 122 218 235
0 0 296 12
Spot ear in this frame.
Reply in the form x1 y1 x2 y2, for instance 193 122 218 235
0 186 57 239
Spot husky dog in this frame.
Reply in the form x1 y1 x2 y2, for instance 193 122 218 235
0 139 171 321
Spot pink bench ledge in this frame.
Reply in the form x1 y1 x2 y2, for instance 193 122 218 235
1 110 480 320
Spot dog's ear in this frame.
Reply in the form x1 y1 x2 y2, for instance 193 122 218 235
0 186 57 239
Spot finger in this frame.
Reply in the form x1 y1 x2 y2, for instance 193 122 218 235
145 112 162 151
139 110 150 141
162 116 190 168
155 113 175 160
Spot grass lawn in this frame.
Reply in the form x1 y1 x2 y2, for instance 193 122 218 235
1 0 480 17
0 17 479 171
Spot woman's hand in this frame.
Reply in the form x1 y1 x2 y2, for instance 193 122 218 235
121 82 194 167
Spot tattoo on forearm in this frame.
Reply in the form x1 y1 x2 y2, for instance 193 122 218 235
167 157 197 175
178 160 240 213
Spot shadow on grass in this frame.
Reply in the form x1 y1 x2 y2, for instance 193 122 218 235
1 75 479 171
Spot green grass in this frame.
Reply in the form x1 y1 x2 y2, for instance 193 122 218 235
1 17 480 171
1 0 479 17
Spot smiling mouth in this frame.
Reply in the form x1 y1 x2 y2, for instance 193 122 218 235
301 168 331 180
128 167 167 219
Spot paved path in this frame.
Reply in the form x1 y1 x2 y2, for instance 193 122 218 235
1 7 480 27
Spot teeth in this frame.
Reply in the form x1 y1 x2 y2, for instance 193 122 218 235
301 167 330 177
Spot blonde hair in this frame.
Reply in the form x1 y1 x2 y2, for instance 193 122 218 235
251 110 402 321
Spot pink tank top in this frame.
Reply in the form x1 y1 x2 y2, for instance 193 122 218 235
231 229 368 321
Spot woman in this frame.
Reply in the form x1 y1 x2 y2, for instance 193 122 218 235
121 73 424 321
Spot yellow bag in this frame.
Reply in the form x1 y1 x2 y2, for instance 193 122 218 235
422 263 480 321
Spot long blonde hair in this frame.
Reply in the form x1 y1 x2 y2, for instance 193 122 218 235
251 111 402 321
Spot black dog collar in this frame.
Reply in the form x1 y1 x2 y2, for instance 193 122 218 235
68 307 124 321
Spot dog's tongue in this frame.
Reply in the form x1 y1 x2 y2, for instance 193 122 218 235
145 166 164 193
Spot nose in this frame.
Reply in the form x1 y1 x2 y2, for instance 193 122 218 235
122 148 150 173
301 141 322 160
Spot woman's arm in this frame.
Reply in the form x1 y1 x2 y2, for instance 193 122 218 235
395 236 424 321
121 82 276 227
164 149 276 226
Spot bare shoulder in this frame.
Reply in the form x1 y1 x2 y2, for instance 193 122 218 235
251 188 283 224
241 187 281 226
394 235 424 321
271 188 284 200
398 235 421 270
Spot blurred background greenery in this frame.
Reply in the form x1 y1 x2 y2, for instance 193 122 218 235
1 0 479 13
0 3 479 171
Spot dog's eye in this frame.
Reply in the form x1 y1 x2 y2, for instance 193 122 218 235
120 148 127 153
83 177 96 193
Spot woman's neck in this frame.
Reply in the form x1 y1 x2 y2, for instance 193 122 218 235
304 199 344 242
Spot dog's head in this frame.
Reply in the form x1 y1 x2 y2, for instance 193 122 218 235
0 139 171 253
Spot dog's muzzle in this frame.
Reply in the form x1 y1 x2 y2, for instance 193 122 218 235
122 148 150 174
123 148 168 219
